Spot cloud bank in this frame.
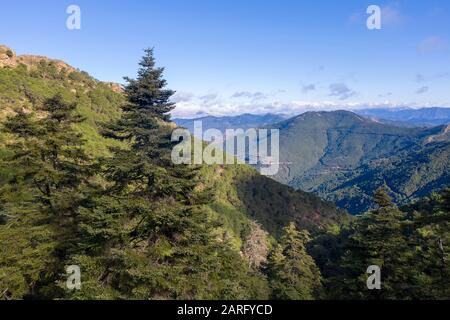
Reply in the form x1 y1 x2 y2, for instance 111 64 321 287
171 98 448 119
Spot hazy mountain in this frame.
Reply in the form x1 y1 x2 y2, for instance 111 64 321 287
268 110 450 214
173 113 286 139
355 107 450 127
175 109 450 214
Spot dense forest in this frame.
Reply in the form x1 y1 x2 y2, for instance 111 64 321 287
0 48 449 300
268 111 450 214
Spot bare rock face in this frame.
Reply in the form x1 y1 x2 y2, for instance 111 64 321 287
0 45 17 68
16 55 76 73
425 124 450 144
0 44 76 73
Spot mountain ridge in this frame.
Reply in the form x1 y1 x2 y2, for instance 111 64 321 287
270 110 450 213
0 45 349 248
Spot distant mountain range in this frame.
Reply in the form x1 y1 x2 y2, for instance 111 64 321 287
271 111 450 214
173 113 286 139
174 110 450 214
173 107 450 135
355 107 450 127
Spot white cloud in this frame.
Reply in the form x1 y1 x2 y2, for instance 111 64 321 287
348 4 406 28
416 86 429 94
329 83 357 100
171 91 195 103
171 98 449 119
416 73 426 83
301 84 316 93
381 5 405 26
418 36 449 54
231 91 267 100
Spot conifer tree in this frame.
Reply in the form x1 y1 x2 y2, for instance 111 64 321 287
0 94 94 299
409 188 450 299
71 48 266 299
266 222 323 300
329 188 417 299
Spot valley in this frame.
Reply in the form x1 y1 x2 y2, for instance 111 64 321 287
175 110 450 214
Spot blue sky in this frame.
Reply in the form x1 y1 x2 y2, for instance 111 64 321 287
1 0 450 117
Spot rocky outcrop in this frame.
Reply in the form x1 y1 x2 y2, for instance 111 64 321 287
0 45 17 68
1 44 76 73
425 124 450 144
1 44 123 91
104 82 124 93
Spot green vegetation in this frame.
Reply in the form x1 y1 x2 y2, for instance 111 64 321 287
312 187 450 299
266 223 323 300
0 49 345 300
0 94 97 299
0 60 124 156
0 48 448 300
271 111 450 214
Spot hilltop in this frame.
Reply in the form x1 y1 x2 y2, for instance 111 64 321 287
356 107 450 127
269 110 450 213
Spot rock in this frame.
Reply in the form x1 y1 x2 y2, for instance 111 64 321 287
0 44 123 93
105 82 124 93
0 44 75 73
16 55 76 73
0 45 17 68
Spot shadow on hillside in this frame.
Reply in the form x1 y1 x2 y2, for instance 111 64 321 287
233 172 349 237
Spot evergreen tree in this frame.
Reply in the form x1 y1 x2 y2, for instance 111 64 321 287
0 94 94 299
374 187 393 208
440 188 450 213
266 222 323 300
329 188 418 299
71 49 267 299
408 188 450 299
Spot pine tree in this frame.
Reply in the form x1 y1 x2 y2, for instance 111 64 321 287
0 94 94 299
71 48 267 299
329 188 417 299
266 222 323 300
409 188 450 299
374 187 393 208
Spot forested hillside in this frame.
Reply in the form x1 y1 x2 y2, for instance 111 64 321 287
0 46 448 300
269 111 450 214
312 188 450 299
0 46 348 300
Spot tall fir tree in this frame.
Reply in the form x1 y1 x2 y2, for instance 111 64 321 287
71 48 267 299
407 188 450 299
266 222 323 300
328 188 419 299
0 94 94 299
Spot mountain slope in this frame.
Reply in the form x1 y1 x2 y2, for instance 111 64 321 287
356 107 450 127
201 164 349 248
0 45 349 252
270 111 450 214
0 45 124 156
